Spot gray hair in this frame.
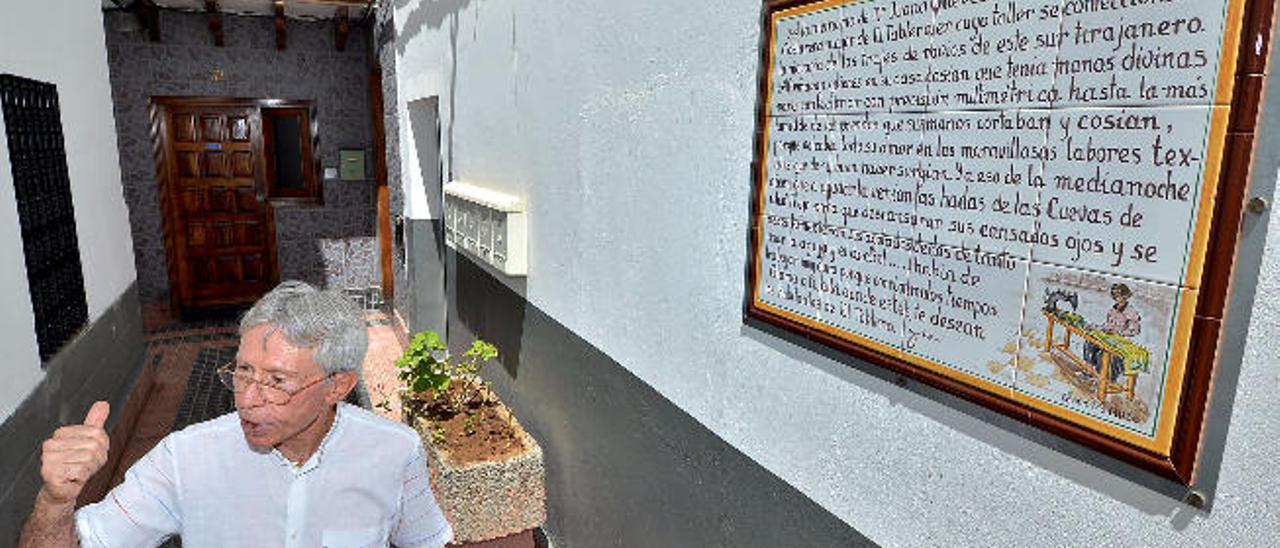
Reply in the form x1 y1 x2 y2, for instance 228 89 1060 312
239 281 368 375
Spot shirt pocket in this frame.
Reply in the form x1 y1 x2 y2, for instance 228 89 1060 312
321 523 388 548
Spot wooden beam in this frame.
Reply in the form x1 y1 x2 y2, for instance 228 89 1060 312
277 0 371 23
274 0 287 51
205 1 224 47
334 6 350 52
288 0 368 6
132 0 161 42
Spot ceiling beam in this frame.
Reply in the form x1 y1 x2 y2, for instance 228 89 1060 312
205 1 224 47
132 0 161 42
334 6 350 52
274 0 287 50
287 0 370 6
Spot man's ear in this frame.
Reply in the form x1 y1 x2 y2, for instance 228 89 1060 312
325 372 359 404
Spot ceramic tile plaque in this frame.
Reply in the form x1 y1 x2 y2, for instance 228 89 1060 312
745 0 1271 483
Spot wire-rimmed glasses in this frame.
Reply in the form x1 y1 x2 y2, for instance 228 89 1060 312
216 362 334 405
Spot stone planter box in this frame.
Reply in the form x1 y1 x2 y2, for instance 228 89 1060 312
406 398 546 546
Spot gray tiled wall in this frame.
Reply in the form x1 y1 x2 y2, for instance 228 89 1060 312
103 10 379 303
444 252 874 548
373 8 411 318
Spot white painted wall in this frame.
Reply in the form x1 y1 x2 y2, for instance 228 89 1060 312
391 0 1280 545
0 1 136 421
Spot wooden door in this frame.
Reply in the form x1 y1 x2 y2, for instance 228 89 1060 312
155 100 279 312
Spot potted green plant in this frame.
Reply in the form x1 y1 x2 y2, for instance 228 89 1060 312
395 331 545 547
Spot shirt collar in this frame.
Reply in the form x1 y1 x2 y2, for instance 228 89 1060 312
271 402 347 473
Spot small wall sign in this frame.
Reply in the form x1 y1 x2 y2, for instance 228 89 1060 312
339 148 365 181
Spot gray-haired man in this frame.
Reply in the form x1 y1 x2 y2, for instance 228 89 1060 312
20 281 452 547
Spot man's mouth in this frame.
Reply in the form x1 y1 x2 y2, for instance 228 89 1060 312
240 418 267 436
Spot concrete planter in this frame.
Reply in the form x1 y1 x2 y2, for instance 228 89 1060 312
404 394 546 546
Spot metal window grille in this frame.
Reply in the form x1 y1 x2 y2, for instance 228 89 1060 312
1 74 88 363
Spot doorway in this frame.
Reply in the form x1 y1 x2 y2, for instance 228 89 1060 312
150 97 311 314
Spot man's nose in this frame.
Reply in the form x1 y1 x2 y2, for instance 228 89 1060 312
235 379 270 408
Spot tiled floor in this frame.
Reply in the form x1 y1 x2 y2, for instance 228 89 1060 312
98 302 411 495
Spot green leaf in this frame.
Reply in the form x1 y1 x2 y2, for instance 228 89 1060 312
479 341 498 361
421 330 446 351
411 378 430 393
397 331 502 407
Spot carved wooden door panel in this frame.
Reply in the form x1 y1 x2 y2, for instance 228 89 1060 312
158 103 279 311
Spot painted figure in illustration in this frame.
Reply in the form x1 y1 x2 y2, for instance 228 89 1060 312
1082 283 1144 382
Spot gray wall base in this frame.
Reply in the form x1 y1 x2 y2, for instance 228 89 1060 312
403 219 447 337
444 251 873 548
0 284 145 547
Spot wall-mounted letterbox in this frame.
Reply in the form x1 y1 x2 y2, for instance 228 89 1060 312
442 181 526 277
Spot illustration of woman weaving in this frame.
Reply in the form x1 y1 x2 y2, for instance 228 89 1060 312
1040 282 1154 411
1083 283 1147 382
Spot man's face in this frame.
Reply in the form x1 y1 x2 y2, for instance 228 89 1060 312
233 324 338 452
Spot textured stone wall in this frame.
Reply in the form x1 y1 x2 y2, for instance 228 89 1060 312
103 9 378 302
374 6 410 317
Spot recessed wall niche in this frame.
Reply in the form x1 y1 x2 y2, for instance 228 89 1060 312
1 74 88 363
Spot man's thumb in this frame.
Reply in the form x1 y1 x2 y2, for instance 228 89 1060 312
83 401 109 429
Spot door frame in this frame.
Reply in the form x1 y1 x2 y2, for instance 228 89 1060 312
370 66 394 305
149 96 314 315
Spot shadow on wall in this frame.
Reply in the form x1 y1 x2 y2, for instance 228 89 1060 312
399 97 449 337
740 316 1207 522
273 184 379 292
393 0 473 53
409 96 444 219
391 0 469 185
446 264 874 548
449 250 526 379
277 236 382 291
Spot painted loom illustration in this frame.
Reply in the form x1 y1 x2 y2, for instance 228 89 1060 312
1041 283 1149 395
992 270 1177 435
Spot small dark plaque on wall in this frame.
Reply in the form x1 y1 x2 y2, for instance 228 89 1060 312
1 74 88 363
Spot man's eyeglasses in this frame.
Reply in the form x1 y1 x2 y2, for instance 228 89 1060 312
216 363 334 405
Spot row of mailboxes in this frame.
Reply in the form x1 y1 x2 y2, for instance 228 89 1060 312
442 182 527 277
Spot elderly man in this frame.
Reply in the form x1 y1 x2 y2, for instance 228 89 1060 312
20 281 452 547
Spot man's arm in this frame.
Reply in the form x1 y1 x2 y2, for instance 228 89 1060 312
19 402 111 548
20 489 80 548
390 444 452 548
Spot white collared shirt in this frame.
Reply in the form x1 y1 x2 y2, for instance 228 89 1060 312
75 403 452 548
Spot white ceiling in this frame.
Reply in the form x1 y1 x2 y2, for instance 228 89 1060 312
101 0 370 21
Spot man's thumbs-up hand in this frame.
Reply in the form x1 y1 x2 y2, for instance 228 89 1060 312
38 401 111 506
83 401 109 428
